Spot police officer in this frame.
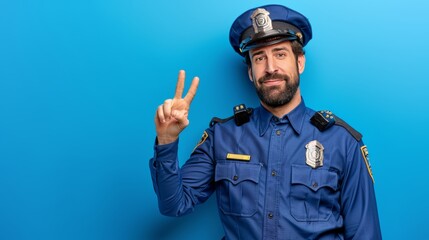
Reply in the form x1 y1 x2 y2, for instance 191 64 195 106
150 4 382 239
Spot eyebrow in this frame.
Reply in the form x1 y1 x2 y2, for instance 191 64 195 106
251 50 265 57
272 47 289 53
251 47 290 57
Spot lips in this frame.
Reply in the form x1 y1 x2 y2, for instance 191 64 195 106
261 79 285 86
259 73 288 84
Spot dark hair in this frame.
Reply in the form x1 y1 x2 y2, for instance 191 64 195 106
244 40 305 66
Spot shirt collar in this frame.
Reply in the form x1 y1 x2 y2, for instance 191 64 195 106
258 98 307 136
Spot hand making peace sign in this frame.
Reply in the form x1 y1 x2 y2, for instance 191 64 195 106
154 70 200 145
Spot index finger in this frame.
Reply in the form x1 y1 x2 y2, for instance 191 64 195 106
184 76 200 104
174 70 185 99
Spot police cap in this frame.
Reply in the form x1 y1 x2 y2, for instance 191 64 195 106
229 4 312 56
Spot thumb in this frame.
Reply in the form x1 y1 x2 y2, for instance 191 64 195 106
172 109 190 130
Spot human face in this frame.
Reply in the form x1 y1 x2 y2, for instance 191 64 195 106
248 41 305 108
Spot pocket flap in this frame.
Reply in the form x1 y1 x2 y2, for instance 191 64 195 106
215 163 261 185
291 165 338 191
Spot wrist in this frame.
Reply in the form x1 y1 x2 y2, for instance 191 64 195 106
157 135 178 145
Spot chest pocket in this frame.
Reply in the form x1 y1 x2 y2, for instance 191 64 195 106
215 162 261 217
290 164 339 222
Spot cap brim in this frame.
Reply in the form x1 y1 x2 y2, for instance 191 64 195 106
240 32 300 53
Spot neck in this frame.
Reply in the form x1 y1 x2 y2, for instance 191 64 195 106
261 89 302 118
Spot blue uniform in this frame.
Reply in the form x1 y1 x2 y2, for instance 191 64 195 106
150 100 382 239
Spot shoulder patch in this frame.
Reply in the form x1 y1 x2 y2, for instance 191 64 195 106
193 131 209 151
310 110 362 141
361 145 374 183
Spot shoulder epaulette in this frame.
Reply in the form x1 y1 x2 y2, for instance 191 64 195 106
310 110 362 141
210 104 253 127
210 116 235 127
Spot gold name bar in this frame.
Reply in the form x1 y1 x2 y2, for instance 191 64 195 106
226 153 251 161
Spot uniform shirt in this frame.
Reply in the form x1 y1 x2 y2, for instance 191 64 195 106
150 100 382 240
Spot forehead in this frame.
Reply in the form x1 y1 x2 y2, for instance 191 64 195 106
249 41 293 55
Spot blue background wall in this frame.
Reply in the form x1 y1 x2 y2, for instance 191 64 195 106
1 0 428 239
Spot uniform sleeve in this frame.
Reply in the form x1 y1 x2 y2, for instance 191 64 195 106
340 140 382 239
149 128 216 217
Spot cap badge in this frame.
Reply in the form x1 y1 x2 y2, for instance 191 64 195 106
305 140 324 168
251 8 273 34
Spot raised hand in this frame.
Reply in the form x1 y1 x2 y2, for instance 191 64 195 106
154 70 200 145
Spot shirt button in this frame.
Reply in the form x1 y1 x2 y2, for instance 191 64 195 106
312 182 318 188
268 212 273 219
276 130 281 136
271 170 277 176
233 175 238 181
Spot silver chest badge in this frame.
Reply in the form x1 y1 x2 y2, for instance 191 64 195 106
305 140 324 168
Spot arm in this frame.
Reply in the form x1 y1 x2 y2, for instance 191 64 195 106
149 129 215 216
341 140 382 239
150 70 214 216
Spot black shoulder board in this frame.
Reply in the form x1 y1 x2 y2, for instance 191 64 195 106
210 116 234 127
310 110 362 141
210 104 253 127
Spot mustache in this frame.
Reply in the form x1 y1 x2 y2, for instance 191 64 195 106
258 73 289 84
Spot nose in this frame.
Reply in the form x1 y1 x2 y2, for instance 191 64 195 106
265 56 278 74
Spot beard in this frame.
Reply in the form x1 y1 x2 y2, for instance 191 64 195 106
254 72 300 108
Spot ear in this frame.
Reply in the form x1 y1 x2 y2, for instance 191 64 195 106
297 54 306 74
248 66 254 82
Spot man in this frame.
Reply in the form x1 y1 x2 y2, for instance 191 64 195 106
150 4 382 239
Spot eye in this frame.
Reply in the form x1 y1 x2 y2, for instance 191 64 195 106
253 56 266 63
275 52 286 59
